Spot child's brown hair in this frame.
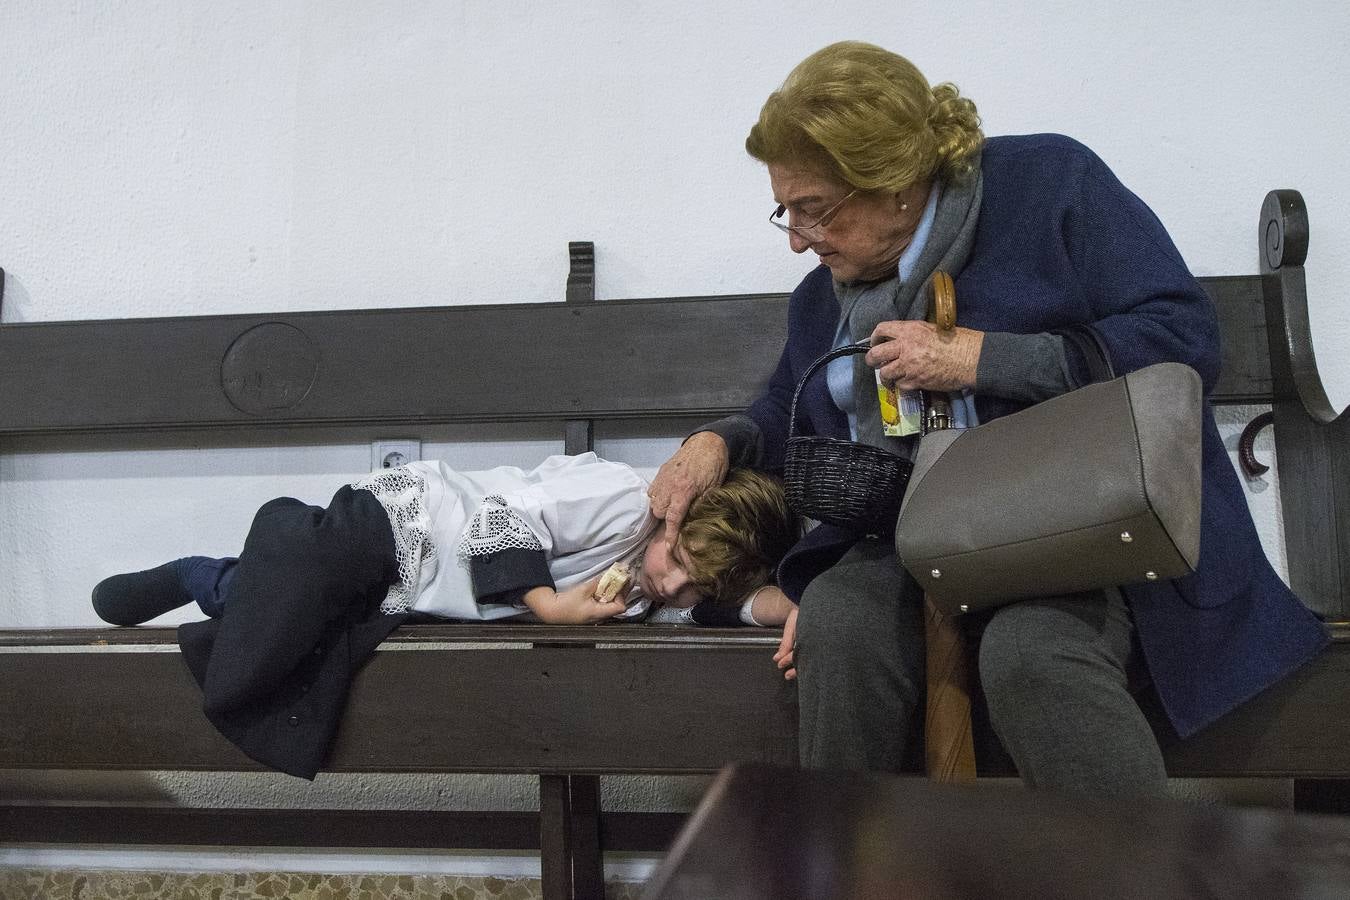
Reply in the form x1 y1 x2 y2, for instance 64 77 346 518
675 469 801 606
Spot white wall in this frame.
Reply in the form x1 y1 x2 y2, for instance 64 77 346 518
2 0 1347 877
4 0 1348 624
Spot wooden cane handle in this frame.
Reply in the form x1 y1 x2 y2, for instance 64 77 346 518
929 271 956 332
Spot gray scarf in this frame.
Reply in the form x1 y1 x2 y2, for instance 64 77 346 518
836 156 983 456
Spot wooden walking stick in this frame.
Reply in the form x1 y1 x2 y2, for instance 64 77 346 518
921 271 977 783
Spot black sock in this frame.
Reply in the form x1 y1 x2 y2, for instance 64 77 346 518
91 561 195 626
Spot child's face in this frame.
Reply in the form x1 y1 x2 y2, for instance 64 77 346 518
640 520 704 608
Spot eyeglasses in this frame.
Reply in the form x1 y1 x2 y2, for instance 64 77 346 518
769 189 858 242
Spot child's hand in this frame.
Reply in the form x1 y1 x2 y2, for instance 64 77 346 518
772 606 798 681
525 576 629 625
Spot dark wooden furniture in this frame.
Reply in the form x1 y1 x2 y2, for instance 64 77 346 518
643 762 1350 899
1 191 1348 900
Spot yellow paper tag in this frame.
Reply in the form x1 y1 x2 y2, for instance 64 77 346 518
877 371 923 437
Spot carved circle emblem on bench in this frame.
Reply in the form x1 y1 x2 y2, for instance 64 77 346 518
220 322 319 414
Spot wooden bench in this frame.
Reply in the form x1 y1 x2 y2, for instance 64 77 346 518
1 193 1347 900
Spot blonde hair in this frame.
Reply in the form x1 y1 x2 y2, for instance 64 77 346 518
746 41 983 191
677 469 801 607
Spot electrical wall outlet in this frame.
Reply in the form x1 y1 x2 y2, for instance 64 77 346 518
371 438 421 471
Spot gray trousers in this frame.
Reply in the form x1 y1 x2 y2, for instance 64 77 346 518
795 538 1168 798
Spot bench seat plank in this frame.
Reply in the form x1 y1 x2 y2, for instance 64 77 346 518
0 624 783 649
0 636 799 774
2 625 1347 778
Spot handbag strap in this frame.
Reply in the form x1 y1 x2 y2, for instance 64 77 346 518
787 341 872 439
1056 323 1116 384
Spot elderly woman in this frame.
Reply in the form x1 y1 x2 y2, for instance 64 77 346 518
649 40 1327 797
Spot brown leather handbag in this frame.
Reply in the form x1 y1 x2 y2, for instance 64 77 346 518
894 326 1203 615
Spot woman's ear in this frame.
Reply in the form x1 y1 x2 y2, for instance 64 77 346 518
898 179 932 215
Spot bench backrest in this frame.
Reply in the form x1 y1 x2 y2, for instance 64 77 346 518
0 281 1275 434
1 191 1345 617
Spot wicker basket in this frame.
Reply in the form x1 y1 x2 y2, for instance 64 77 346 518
783 342 914 532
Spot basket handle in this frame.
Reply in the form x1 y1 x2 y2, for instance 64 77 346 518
788 272 957 439
787 341 872 439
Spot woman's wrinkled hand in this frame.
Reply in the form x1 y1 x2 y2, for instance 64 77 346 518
649 431 729 544
866 320 984 393
773 606 799 681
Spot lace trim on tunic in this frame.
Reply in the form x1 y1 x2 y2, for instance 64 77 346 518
351 468 436 614
645 604 698 625
456 495 544 561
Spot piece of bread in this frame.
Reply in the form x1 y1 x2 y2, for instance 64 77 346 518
594 562 633 604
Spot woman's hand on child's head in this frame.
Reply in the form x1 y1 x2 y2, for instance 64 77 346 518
649 431 729 546
526 576 629 625
772 606 799 681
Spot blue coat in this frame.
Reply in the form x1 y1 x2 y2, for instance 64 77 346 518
754 133 1327 739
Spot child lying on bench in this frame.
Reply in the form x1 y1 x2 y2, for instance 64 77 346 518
90 453 799 777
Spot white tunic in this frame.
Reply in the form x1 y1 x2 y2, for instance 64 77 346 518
356 453 657 620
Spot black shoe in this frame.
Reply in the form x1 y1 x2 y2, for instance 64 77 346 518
92 562 194 626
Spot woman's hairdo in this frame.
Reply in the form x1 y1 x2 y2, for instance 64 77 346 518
746 40 984 192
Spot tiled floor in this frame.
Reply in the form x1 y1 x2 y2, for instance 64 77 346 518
0 869 645 899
